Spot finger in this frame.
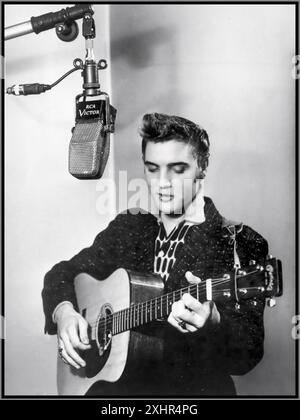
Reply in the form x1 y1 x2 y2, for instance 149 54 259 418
172 299 208 330
184 323 198 333
171 299 199 325
78 318 91 346
203 301 221 324
58 337 64 348
171 300 190 323
58 336 81 369
59 347 81 369
175 296 209 329
171 300 186 317
167 312 189 334
67 324 89 351
61 332 86 367
182 293 206 314
185 271 201 284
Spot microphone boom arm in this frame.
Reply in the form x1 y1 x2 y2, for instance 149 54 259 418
4 3 93 41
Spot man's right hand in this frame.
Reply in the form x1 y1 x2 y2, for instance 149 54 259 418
55 303 91 369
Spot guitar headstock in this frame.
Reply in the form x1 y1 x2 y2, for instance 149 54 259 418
233 256 283 307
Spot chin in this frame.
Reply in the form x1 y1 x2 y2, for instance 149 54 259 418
157 201 184 216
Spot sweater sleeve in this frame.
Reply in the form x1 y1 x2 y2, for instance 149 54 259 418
209 225 269 375
42 213 133 335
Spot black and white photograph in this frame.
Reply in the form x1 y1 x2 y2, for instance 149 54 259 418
2 1 298 401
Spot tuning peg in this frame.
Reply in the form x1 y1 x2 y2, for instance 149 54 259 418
256 265 264 271
237 269 246 276
249 260 256 266
267 298 276 308
251 300 258 307
267 254 273 260
239 288 247 295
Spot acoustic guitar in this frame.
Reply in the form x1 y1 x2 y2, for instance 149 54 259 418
57 256 282 395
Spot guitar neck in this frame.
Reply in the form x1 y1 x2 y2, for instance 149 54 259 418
110 276 231 336
97 258 281 337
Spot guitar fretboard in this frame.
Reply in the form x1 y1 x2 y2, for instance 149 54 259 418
102 277 232 335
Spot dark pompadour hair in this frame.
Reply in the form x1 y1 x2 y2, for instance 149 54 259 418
140 113 210 171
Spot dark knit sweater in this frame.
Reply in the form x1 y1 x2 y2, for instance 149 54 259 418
42 197 268 396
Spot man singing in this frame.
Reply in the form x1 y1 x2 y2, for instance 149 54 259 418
42 113 268 396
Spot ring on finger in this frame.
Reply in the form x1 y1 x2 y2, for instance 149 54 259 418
178 320 187 329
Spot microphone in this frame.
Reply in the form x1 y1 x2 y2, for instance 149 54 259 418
69 13 117 180
6 8 116 180
69 83 117 180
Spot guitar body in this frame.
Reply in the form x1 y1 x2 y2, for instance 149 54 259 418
57 268 165 395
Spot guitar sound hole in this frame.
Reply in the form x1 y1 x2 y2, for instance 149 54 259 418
83 304 113 379
96 304 113 356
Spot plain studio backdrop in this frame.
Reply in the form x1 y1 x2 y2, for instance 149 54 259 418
4 4 296 395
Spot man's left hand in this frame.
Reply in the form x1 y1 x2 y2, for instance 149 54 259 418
167 271 221 333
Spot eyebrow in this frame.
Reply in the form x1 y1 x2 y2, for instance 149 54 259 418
144 161 190 168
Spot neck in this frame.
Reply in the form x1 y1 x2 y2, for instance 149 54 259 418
159 183 204 234
160 213 185 236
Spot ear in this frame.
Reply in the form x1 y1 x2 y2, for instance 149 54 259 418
198 170 206 179
196 162 207 180
197 155 209 178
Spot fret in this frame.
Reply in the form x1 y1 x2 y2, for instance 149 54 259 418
135 304 138 327
141 302 143 325
135 303 138 327
160 296 163 318
128 306 131 330
121 311 124 332
197 284 199 301
126 308 129 331
125 308 128 331
145 301 148 323
132 305 135 328
131 306 134 330
166 294 169 317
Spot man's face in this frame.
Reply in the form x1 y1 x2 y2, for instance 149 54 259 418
144 140 202 216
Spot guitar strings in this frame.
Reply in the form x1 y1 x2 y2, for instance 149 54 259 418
88 269 261 331
91 271 256 333
88 276 230 329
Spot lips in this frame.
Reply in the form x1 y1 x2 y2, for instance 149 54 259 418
158 193 174 202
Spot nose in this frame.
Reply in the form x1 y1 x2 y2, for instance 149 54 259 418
159 169 172 189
